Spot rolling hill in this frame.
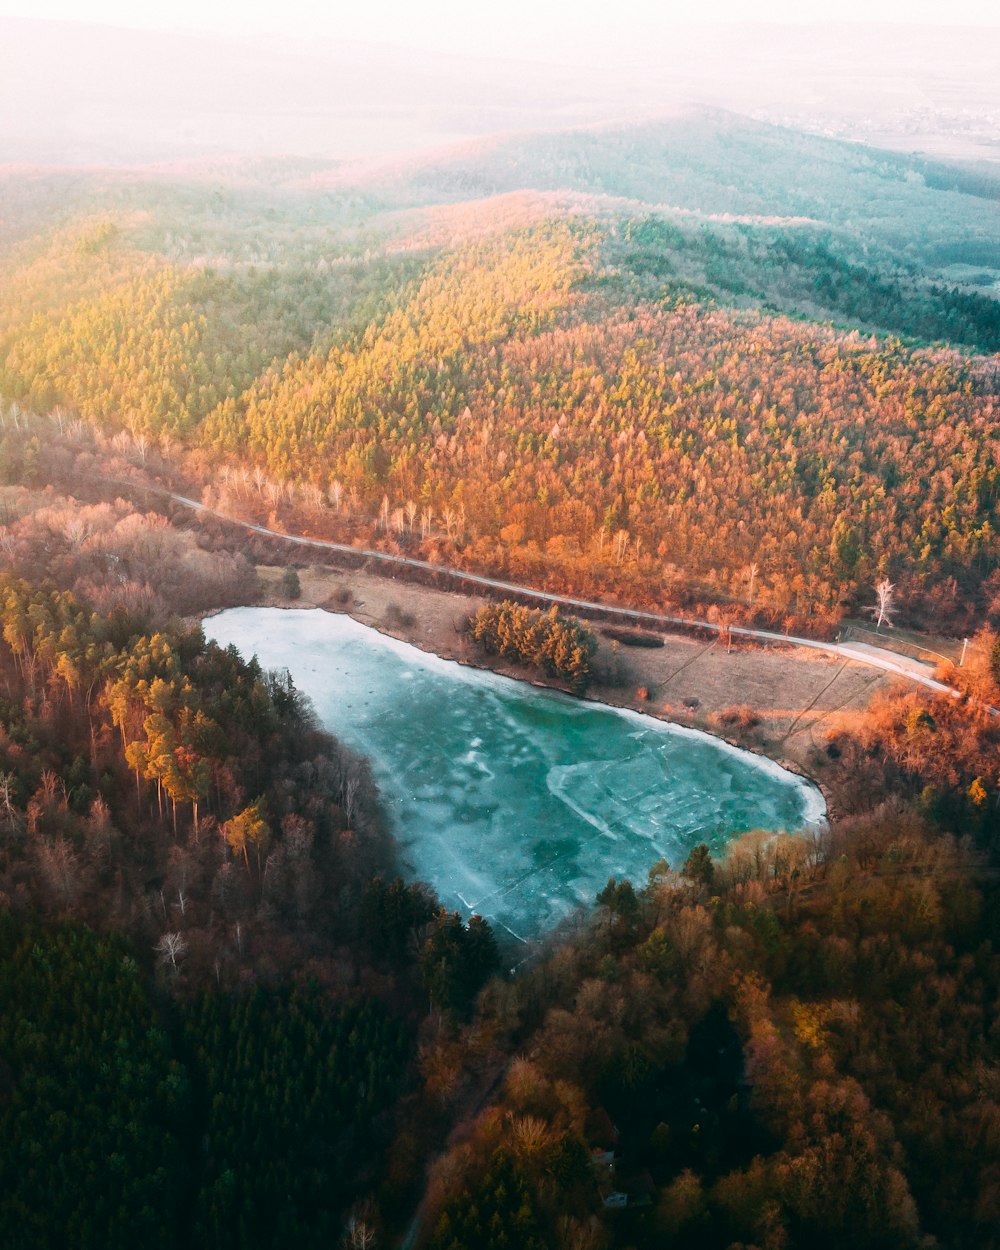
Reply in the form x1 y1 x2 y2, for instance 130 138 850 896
0 112 997 633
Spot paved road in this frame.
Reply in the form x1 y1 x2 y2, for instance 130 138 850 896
123 480 962 698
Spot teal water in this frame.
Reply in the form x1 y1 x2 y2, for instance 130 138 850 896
205 608 824 943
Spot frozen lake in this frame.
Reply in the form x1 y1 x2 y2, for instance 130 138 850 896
205 608 824 943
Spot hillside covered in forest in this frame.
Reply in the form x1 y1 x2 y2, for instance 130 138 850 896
1 94 1000 1250
0 114 998 636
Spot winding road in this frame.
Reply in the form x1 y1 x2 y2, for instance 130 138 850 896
123 479 962 698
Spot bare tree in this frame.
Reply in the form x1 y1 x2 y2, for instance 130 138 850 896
155 931 188 971
342 763 363 827
746 561 760 610
37 838 81 909
870 578 896 633
299 482 324 511
614 529 629 565
343 1213 378 1249
0 771 21 832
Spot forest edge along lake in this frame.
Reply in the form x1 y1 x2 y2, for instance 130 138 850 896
204 607 826 944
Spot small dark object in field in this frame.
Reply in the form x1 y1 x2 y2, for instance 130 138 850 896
385 602 415 629
682 696 700 709
602 627 665 648
716 704 760 731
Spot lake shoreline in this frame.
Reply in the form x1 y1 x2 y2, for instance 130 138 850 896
200 573 846 823
204 605 827 940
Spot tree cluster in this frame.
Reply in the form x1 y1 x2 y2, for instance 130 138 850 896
833 683 1000 843
469 601 597 693
422 811 1000 1250
0 571 397 984
0 917 410 1250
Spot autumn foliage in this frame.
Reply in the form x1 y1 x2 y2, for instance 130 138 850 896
1 212 996 635
469 601 597 692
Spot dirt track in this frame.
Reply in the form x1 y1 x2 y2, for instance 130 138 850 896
166 485 952 695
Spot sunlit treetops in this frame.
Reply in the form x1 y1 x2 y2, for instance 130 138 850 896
469 601 597 693
199 226 997 628
0 208 996 629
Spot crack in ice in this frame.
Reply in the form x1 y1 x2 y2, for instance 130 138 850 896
204 607 827 942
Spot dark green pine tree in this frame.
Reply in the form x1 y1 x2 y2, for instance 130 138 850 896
429 1149 549 1250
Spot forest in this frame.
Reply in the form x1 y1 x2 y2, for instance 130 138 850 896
422 812 1000 1250
469 601 597 692
0 109 999 1249
0 161 996 636
0 519 499 1248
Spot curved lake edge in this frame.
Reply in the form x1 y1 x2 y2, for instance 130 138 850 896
200 602 829 834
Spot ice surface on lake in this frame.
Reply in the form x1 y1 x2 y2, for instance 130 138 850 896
205 608 824 943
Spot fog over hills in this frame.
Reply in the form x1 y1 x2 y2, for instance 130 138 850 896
2 16 999 166
0 18 649 164
334 111 1000 251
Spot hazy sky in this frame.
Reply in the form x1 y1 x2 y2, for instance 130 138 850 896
4 0 1000 62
